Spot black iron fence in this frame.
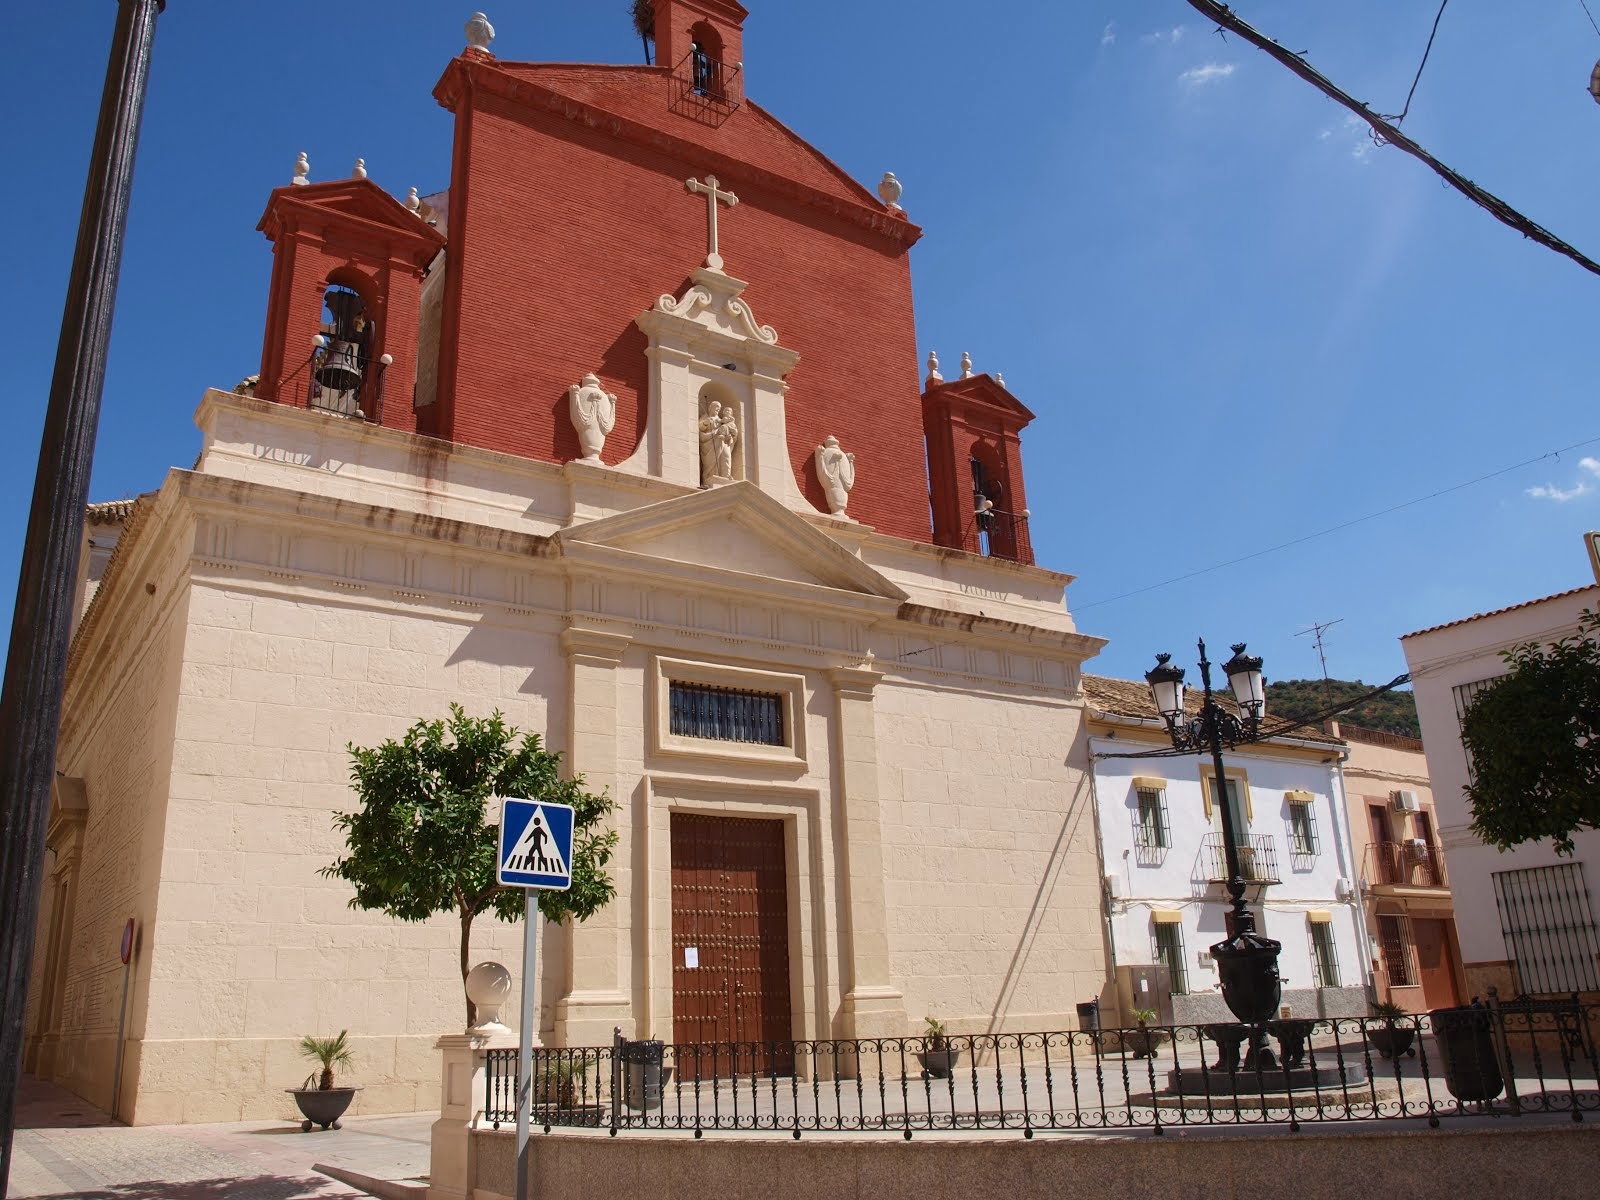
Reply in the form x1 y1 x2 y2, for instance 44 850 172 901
485 998 1598 1137
1366 840 1448 889
1202 832 1281 883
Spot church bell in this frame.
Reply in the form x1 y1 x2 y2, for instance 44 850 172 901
314 288 367 393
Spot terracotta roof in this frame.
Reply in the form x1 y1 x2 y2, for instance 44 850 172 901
1082 673 1343 746
1400 584 1600 640
85 498 138 524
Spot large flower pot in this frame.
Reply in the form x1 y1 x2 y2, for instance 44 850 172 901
916 1048 962 1079
1123 1028 1168 1061
1366 1024 1417 1060
1430 1007 1503 1103
288 1086 360 1131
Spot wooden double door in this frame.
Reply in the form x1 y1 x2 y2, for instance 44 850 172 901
670 813 794 1076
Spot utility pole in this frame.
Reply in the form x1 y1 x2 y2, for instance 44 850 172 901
0 3 165 1190
1296 618 1343 706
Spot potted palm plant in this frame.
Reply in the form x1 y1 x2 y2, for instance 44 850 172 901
915 1016 961 1079
288 1031 361 1131
1124 1008 1168 1060
1366 1000 1417 1060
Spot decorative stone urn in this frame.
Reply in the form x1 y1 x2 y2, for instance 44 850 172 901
466 960 514 1032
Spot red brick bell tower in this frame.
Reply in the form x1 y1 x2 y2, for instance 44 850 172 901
923 356 1036 564
255 176 445 431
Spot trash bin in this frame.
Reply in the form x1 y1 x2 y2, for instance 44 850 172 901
621 1038 665 1111
1075 1000 1100 1033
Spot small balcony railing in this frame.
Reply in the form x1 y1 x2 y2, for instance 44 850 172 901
973 505 1033 564
1202 833 1280 884
302 341 386 423
670 49 741 115
1366 841 1448 890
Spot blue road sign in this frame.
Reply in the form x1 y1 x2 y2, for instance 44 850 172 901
496 797 575 891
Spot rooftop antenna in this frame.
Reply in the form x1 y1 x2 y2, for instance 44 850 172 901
1296 618 1343 705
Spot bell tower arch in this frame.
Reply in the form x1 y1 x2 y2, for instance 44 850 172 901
255 176 445 430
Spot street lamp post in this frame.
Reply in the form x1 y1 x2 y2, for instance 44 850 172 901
1145 639 1284 1029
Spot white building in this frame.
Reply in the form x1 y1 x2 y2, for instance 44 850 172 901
1084 675 1369 1024
1401 575 1600 1001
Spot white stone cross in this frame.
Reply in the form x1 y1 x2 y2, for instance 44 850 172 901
686 175 739 270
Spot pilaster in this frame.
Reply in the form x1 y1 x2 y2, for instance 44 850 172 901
554 627 635 1046
827 664 906 1041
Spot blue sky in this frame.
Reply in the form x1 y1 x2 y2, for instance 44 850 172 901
4 1 1600 695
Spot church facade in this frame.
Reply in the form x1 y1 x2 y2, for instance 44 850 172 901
25 3 1112 1123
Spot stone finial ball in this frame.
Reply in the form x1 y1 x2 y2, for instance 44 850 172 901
465 961 513 1016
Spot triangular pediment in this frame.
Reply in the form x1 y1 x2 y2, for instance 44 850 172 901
927 374 1036 425
556 482 906 602
258 179 447 260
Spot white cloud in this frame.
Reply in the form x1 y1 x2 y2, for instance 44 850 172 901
1527 482 1592 503
1178 62 1235 87
1319 114 1375 162
1143 26 1185 45
1581 456 1600 477
1101 22 1117 47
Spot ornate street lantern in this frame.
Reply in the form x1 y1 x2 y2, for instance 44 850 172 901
1144 653 1186 724
1222 642 1265 724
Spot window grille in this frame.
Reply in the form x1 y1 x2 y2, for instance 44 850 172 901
1287 801 1320 857
1134 787 1169 851
1491 863 1600 994
1378 914 1414 986
668 682 785 746
1451 677 1501 729
1152 922 1189 995
1309 919 1341 988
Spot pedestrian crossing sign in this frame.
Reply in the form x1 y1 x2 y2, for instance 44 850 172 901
496 797 575 891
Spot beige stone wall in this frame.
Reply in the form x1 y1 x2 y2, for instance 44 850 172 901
877 680 1103 1033
473 1125 1600 1200
130 576 565 1123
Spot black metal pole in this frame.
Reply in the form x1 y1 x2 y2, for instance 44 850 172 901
0 2 164 1191
1196 638 1252 935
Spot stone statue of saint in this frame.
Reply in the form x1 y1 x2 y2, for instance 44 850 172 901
715 407 739 480
568 372 616 462
699 400 723 485
813 435 856 515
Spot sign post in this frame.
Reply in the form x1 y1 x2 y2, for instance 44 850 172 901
496 798 574 1200
110 917 135 1120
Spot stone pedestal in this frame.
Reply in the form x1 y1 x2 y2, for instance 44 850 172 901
427 1021 519 1200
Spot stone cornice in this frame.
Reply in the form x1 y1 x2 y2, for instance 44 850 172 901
895 602 1105 661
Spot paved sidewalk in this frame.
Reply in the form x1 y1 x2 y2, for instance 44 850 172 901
8 1076 434 1200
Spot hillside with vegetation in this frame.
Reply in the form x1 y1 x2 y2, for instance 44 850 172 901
1266 678 1419 738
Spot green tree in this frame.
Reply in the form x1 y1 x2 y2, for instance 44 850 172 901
1461 609 1600 854
322 705 618 1025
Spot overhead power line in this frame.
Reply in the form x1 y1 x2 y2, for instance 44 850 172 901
1075 434 1600 611
1185 0 1600 280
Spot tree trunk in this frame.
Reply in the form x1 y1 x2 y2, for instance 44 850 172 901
460 906 476 1028
320 1066 334 1091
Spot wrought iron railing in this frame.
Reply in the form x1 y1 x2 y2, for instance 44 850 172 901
1366 841 1448 889
295 343 386 423
670 49 741 112
971 507 1033 564
484 998 1599 1135
1201 833 1280 883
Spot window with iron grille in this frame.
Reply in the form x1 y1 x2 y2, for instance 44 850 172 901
668 682 785 746
1451 677 1501 729
1491 863 1600 994
1377 914 1414 986
1309 919 1341 988
1287 801 1320 857
1134 787 1169 851
1152 921 1189 995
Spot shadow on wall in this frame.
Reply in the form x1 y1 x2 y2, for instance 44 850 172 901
984 765 1097 1036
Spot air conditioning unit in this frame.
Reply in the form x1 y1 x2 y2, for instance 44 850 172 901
1406 837 1431 857
1390 790 1421 813
1335 876 1355 901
